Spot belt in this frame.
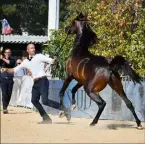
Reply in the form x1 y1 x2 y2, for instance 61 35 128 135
34 76 47 82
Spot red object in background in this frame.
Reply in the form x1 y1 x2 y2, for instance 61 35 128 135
0 18 13 35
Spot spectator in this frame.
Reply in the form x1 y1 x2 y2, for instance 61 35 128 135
14 59 26 77
0 48 15 114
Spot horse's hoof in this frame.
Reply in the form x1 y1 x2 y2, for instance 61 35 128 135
90 123 95 127
59 111 65 118
72 104 77 111
137 125 143 130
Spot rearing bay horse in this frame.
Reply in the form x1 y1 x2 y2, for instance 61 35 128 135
59 13 143 129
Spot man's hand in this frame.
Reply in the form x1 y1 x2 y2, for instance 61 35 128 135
26 69 32 76
53 56 57 64
53 56 57 60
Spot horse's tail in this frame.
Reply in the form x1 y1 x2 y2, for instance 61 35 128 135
109 55 142 84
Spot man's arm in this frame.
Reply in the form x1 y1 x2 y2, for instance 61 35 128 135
39 54 57 64
1 68 14 73
1 58 10 64
1 60 28 73
0 57 12 71
0 57 15 67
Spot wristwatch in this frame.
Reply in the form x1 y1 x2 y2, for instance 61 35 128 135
0 68 7 72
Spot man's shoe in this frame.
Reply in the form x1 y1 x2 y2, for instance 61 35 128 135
3 109 8 114
38 119 52 124
38 115 52 124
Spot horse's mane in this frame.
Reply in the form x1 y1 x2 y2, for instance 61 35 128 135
72 21 97 56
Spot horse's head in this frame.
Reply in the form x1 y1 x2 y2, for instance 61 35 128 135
65 12 99 46
65 12 87 35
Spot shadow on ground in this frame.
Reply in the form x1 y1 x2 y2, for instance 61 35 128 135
54 122 75 125
107 124 134 130
5 111 32 114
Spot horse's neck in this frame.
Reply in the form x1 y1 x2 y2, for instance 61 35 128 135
72 32 90 56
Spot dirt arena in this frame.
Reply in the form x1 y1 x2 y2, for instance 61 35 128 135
1 106 145 143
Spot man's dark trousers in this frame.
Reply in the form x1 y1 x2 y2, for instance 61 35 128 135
1 77 14 110
31 77 60 118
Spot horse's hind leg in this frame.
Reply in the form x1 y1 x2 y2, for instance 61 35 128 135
85 88 106 126
71 83 82 110
109 75 143 129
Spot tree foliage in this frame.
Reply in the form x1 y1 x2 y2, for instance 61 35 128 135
44 29 73 79
46 0 145 78
0 0 48 35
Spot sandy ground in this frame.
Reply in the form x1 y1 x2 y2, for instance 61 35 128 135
1 106 145 143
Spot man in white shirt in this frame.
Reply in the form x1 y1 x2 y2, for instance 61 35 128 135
3 44 71 124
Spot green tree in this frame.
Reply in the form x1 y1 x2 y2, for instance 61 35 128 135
45 0 145 78
0 0 48 35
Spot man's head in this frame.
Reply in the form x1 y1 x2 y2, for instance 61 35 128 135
4 48 11 59
27 44 36 56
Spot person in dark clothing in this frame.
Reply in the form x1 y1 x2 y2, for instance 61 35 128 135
0 48 15 114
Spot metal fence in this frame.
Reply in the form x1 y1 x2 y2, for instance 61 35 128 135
0 76 145 121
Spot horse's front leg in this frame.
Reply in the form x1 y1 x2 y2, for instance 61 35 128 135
59 75 73 118
71 83 82 111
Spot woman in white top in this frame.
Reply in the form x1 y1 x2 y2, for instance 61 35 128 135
14 59 26 77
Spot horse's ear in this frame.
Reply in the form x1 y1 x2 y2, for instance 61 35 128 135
84 12 88 20
75 11 87 21
75 12 84 20
79 12 84 18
